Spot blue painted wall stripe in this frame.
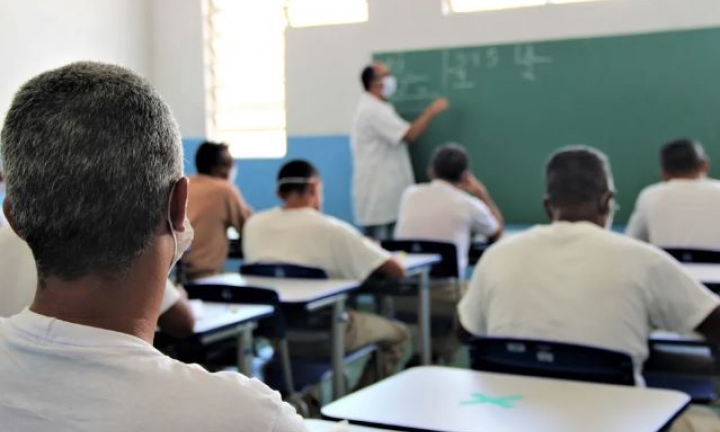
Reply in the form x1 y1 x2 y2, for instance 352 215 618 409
183 136 355 224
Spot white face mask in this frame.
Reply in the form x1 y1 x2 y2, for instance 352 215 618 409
168 215 194 271
605 198 618 230
381 75 397 99
229 166 238 184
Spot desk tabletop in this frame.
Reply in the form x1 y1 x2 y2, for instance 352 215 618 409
396 253 441 271
322 366 689 432
682 263 720 284
193 302 273 335
304 419 391 432
195 273 361 304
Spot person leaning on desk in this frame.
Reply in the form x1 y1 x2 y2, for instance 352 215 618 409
351 61 449 241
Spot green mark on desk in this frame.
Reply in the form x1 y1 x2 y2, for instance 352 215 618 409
460 393 524 408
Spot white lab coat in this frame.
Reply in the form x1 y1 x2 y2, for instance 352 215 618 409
350 93 414 226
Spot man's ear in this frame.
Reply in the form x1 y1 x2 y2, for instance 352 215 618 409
598 190 614 215
427 166 435 180
543 196 553 221
168 177 189 232
661 169 671 182
3 198 19 233
701 158 711 175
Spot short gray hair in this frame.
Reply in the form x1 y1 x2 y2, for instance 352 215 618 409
1 62 182 280
545 145 614 207
432 143 469 183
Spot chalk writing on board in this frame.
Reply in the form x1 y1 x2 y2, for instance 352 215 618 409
442 48 499 90
514 45 553 81
394 73 438 102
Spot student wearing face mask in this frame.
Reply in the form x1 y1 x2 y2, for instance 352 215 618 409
184 141 253 280
351 62 450 240
457 146 720 386
0 62 306 432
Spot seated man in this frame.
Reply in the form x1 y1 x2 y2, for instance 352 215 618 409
185 141 252 280
243 160 410 379
0 226 194 337
0 62 305 431
458 146 720 379
626 138 720 248
396 142 503 275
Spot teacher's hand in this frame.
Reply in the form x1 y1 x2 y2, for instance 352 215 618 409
429 97 449 115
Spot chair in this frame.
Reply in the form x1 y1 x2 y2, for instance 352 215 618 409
239 263 379 399
183 284 296 397
381 240 460 280
468 337 635 386
663 248 720 264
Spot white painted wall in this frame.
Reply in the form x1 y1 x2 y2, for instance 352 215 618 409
0 0 151 121
150 0 207 138
286 0 720 136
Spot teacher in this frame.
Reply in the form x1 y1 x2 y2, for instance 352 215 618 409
351 62 449 240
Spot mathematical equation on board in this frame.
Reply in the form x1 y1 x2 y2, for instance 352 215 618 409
379 44 553 102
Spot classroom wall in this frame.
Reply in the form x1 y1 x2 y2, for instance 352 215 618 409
0 0 152 120
160 0 720 223
286 0 720 135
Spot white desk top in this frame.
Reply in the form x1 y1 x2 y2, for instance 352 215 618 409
396 253 441 271
682 263 720 284
322 366 689 432
195 273 361 305
304 419 391 432
193 302 273 335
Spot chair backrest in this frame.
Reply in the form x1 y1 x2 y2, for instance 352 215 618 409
381 240 460 278
469 337 635 386
663 248 720 264
240 263 328 280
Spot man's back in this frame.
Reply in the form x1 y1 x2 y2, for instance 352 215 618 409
395 180 498 271
626 179 720 248
0 310 302 432
243 207 389 280
458 221 719 374
186 174 249 278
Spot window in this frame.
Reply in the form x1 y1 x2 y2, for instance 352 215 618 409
286 0 368 28
203 0 287 159
203 0 368 159
444 0 616 14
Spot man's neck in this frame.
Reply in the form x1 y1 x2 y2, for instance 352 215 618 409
666 172 705 181
282 198 315 210
30 264 166 343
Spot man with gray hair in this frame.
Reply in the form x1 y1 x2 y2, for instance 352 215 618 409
458 146 720 386
0 62 306 431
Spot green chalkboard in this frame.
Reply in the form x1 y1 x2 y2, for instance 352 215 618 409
375 27 720 224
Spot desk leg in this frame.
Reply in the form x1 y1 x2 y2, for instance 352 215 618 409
332 296 348 399
418 268 431 365
236 322 256 376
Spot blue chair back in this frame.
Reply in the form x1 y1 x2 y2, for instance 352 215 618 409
240 263 328 280
469 337 635 386
664 248 720 264
381 240 460 278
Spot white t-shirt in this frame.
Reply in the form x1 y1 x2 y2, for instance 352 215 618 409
395 179 499 272
458 221 720 378
0 309 306 432
243 207 391 280
626 178 720 249
351 92 413 226
0 227 182 318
